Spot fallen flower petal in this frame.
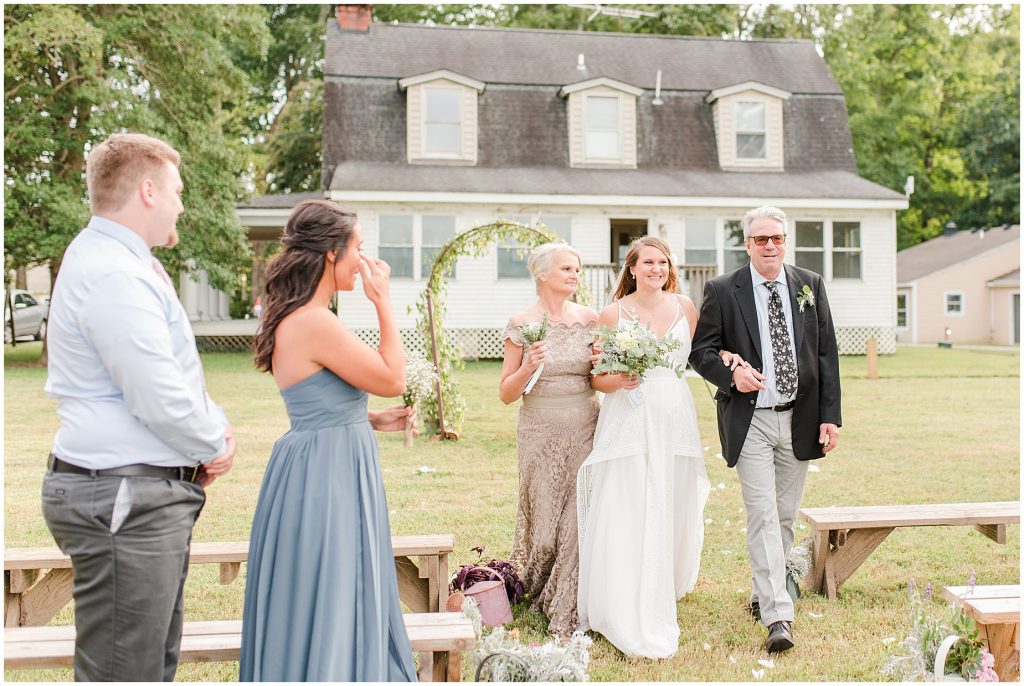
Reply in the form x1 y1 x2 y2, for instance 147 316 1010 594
808 611 823 619
808 464 821 473
703 643 711 651
752 668 765 680
758 659 775 669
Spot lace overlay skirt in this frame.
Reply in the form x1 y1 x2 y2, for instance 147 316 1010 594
511 397 600 636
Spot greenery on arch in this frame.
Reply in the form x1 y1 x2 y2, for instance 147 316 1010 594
414 220 561 437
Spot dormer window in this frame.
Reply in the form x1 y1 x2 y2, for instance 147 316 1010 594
584 95 621 160
424 88 462 156
706 81 790 171
735 101 767 160
398 70 485 164
560 77 643 169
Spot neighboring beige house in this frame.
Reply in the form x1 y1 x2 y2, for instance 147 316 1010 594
896 224 1020 345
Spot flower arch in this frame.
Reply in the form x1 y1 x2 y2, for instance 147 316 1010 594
415 220 561 439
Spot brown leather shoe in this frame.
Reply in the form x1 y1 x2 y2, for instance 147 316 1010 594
765 620 795 653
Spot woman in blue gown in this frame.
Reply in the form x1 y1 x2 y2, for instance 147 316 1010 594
240 199 418 681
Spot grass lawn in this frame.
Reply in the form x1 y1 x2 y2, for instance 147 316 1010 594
4 343 1020 681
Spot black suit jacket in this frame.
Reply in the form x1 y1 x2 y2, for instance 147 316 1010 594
689 263 842 468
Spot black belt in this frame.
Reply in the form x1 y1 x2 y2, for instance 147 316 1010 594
48 454 200 483
756 400 795 412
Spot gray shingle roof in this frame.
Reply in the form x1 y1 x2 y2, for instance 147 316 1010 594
320 20 903 202
325 22 842 94
328 162 904 200
237 192 324 209
897 225 1020 283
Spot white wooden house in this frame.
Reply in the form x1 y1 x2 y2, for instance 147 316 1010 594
232 7 909 355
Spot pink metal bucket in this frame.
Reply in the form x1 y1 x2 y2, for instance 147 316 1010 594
463 567 513 627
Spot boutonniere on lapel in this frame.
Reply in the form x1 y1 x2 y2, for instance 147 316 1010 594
795 284 816 313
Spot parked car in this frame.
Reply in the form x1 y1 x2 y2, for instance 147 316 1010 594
4 289 48 344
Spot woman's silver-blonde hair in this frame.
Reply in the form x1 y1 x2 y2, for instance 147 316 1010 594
741 206 787 237
528 242 582 293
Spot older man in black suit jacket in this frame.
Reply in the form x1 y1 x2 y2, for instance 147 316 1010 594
690 206 841 654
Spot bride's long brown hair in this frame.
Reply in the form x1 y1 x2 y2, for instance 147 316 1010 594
253 200 357 373
612 236 679 300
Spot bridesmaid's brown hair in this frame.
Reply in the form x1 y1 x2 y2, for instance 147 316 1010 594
253 200 357 372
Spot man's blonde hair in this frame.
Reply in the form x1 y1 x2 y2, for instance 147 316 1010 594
86 133 181 214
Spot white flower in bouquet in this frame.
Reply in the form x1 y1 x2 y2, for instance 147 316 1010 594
402 355 438 446
516 313 548 395
591 320 683 380
516 313 548 346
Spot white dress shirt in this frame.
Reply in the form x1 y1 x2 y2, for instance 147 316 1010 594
45 216 227 469
749 263 798 408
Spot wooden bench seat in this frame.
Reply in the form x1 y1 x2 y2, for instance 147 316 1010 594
5 534 453 628
4 612 476 682
944 584 1020 682
800 501 1019 600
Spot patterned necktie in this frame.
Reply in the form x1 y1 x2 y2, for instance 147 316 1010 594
152 257 174 289
764 281 797 397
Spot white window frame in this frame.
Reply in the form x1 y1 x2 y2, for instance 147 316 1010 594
377 214 415 280
831 221 862 280
421 85 463 159
734 100 767 161
684 217 717 266
420 214 457 280
722 219 748 274
944 291 965 316
496 216 573 280
378 214 457 282
793 220 825 276
896 293 908 329
583 94 623 164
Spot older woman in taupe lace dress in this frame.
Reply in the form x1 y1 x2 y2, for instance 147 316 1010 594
499 242 600 637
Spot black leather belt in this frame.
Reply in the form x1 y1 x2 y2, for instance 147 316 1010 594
48 454 200 483
756 400 795 412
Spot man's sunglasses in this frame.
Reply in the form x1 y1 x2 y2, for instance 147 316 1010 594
748 234 787 247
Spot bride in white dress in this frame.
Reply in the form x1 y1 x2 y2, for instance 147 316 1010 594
577 237 711 659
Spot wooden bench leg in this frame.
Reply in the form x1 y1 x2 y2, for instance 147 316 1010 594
396 557 430 613
437 553 449 612
805 529 830 595
974 523 1007 544
4 568 73 627
219 562 241 585
984 623 1020 682
446 651 462 682
805 527 894 600
425 556 440 613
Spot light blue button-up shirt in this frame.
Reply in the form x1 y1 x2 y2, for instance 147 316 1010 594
45 216 227 469
749 263 798 408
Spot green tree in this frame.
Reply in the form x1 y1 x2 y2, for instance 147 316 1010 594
4 4 270 289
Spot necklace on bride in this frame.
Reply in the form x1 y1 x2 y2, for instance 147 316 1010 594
538 301 568 323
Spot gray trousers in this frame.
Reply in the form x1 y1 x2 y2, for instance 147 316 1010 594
42 471 205 681
735 409 809 626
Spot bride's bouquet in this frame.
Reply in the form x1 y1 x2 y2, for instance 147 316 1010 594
591 321 684 407
516 314 548 395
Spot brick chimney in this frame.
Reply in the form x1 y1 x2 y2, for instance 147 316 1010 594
337 5 371 32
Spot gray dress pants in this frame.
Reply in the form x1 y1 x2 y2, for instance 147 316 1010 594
42 470 205 681
735 409 809 627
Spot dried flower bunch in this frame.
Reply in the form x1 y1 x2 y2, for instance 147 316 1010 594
403 354 438 408
461 599 593 682
881 573 998 681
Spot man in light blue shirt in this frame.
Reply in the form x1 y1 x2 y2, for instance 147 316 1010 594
42 133 237 681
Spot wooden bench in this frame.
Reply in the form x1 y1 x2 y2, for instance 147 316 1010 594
944 584 1020 682
4 612 476 682
800 501 1019 600
5 534 453 627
